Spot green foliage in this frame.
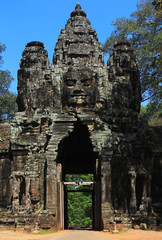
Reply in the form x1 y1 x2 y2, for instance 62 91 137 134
103 0 162 117
0 44 6 66
67 192 92 227
149 115 162 126
140 105 147 116
39 230 54 234
0 42 17 121
152 0 162 19
140 102 162 126
65 174 93 227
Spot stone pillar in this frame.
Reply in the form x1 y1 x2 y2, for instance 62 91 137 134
147 174 152 214
56 163 64 230
129 170 137 214
57 163 62 182
12 177 20 212
101 161 111 203
140 177 147 213
140 174 152 214
46 168 57 211
25 177 31 212
46 150 57 212
9 178 13 209
101 160 113 229
93 158 101 230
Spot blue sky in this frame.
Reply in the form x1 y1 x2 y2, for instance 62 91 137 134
1 0 138 93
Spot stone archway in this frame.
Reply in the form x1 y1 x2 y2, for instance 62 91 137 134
56 120 101 230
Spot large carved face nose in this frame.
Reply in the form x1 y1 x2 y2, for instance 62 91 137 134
72 81 84 95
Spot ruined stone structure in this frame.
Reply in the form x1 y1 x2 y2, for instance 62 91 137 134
0 3 162 231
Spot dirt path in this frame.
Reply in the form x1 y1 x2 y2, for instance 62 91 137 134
0 229 162 240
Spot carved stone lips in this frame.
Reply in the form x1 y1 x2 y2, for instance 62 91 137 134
70 95 87 98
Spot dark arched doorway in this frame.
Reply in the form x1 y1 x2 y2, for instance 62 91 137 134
56 120 101 230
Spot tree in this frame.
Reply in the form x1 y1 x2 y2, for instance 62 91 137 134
0 43 17 121
140 102 162 126
152 0 162 20
103 0 162 118
149 110 162 126
65 174 93 227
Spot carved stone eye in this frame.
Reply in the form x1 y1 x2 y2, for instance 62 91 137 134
66 79 76 87
82 79 91 87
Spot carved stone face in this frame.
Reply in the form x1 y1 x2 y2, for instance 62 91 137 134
63 68 96 108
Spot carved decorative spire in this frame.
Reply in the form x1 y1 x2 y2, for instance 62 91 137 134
75 2 81 11
71 2 86 17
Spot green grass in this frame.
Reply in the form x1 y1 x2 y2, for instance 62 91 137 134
39 230 54 235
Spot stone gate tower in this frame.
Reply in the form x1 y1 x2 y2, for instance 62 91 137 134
0 3 162 231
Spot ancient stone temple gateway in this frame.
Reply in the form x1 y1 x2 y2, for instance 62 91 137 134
0 3 162 231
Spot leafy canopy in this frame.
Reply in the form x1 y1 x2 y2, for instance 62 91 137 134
65 174 93 227
0 43 17 121
140 102 162 125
